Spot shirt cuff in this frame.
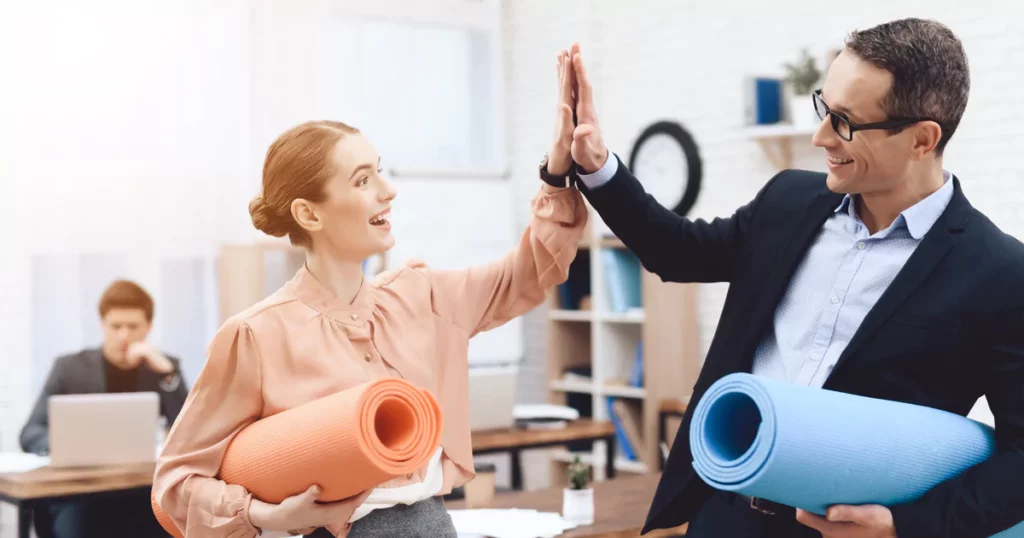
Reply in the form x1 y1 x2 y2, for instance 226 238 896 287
576 153 618 190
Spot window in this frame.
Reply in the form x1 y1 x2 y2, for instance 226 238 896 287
251 0 505 175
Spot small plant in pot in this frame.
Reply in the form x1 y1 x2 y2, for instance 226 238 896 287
562 456 594 525
783 48 822 127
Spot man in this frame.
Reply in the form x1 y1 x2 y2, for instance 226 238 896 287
21 279 189 538
557 18 1024 538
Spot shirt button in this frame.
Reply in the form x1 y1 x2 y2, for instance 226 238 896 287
351 313 358 321
364 352 372 362
810 352 820 361
857 241 866 250
830 296 840 304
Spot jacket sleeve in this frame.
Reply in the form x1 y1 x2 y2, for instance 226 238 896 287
19 357 67 454
889 301 1024 537
158 356 190 427
151 319 265 538
422 185 587 336
576 154 782 283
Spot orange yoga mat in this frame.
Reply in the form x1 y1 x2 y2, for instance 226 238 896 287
152 378 443 537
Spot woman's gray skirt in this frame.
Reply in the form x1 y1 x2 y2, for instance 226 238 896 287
304 496 457 537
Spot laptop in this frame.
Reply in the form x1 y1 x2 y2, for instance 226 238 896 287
48 392 160 468
468 364 517 431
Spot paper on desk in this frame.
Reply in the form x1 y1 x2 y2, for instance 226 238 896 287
0 452 50 473
513 404 580 422
449 508 579 538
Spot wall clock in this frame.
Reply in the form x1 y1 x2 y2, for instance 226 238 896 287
628 121 702 217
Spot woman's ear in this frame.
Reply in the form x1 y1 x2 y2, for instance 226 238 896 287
291 198 323 233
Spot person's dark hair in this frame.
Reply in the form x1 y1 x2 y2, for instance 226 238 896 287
98 280 154 322
845 18 970 155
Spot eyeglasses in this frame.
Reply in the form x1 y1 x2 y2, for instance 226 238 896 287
812 89 928 141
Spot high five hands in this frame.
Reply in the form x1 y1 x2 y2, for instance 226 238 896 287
548 43 609 178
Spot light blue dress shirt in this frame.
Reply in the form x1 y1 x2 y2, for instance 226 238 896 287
579 154 955 387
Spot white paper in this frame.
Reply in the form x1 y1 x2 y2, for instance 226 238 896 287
449 509 579 538
0 452 50 473
513 404 580 422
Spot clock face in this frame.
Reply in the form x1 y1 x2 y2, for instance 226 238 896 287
629 121 702 217
632 132 690 211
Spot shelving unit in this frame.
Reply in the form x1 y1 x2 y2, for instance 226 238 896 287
545 208 702 484
743 123 817 171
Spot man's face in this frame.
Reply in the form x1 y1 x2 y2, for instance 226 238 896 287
101 308 150 366
812 50 917 195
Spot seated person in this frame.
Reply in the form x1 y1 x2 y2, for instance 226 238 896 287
20 279 190 538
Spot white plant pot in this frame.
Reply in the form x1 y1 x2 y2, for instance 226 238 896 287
790 94 818 127
562 487 594 525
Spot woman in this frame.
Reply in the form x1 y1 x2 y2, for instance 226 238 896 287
151 50 585 537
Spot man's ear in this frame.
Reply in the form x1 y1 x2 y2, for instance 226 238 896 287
911 120 943 159
291 198 323 233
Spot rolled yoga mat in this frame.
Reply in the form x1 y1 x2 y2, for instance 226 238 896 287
151 377 443 538
689 372 1024 537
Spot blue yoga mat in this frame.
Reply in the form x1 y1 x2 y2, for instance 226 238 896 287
689 372 1023 537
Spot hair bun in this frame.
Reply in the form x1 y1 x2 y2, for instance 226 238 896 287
249 195 290 237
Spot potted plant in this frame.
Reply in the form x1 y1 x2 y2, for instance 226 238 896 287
562 455 594 525
783 48 822 127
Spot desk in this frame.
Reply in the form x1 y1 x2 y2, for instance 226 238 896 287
0 463 154 538
472 419 617 490
657 399 688 470
448 472 686 537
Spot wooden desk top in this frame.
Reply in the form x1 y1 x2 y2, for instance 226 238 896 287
0 419 615 502
658 398 689 416
0 463 154 501
472 419 616 452
447 472 687 537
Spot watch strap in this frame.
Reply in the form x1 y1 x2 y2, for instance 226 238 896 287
539 154 574 188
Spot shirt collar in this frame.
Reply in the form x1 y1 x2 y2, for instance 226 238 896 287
834 170 954 240
288 263 375 326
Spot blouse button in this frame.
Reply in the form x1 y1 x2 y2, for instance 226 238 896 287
364 352 372 362
351 313 358 321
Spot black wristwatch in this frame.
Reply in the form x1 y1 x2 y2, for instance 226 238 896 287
539 153 574 189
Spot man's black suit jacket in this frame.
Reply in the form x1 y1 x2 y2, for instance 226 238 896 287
576 157 1024 537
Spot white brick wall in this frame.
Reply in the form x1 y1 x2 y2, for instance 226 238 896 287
504 0 1024 402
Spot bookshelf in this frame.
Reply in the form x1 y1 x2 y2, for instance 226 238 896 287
546 208 702 484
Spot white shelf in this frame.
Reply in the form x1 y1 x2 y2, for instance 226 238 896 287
600 311 645 324
549 309 592 322
742 124 817 140
550 379 595 394
550 449 650 474
602 385 647 399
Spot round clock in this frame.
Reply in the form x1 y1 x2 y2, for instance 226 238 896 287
628 121 702 217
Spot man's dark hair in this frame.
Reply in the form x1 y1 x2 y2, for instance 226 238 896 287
845 18 970 155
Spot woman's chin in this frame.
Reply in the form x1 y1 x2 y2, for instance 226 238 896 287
375 234 396 252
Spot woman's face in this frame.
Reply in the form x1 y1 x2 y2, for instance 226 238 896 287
296 133 397 261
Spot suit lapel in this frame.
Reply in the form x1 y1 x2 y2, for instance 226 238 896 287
735 188 843 373
828 178 971 380
84 349 107 393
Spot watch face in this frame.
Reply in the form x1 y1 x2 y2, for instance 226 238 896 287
632 132 689 210
629 121 702 217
